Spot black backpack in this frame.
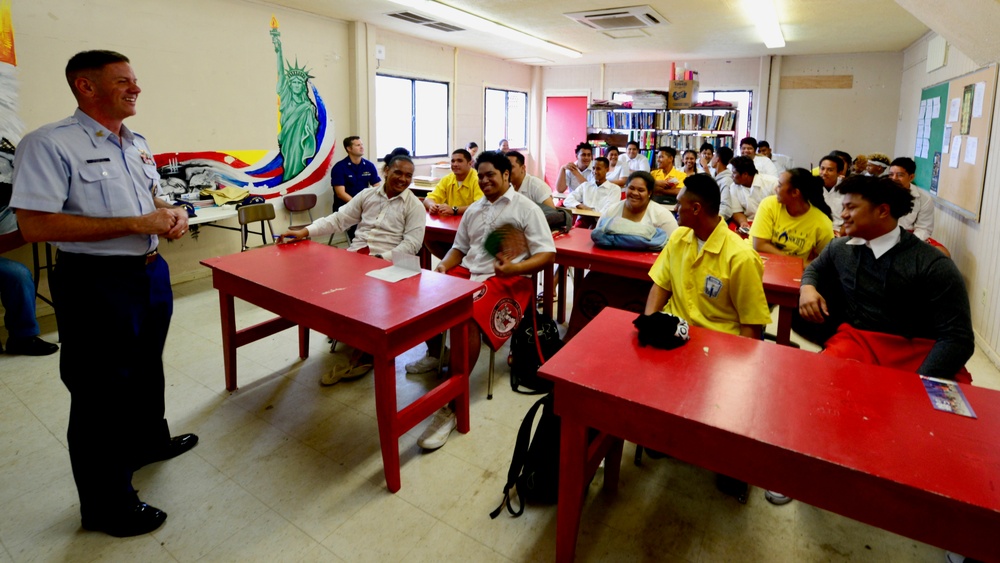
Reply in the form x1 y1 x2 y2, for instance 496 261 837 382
490 393 560 518
507 311 562 394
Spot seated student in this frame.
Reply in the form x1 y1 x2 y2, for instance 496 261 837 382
563 157 619 227
506 151 554 207
498 138 509 154
644 173 772 502
757 140 793 174
728 155 778 232
604 146 629 187
852 154 868 176
817 154 846 232
0 197 59 356
750 168 834 263
556 142 595 194
887 157 935 242
407 151 556 450
680 149 699 175
739 136 778 179
621 140 651 173
566 171 678 339
709 146 735 220
279 155 426 385
650 146 686 200
798 174 974 380
865 153 891 177
424 149 482 217
466 141 478 159
594 171 678 239
697 142 714 173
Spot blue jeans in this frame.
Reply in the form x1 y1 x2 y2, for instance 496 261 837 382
0 256 40 339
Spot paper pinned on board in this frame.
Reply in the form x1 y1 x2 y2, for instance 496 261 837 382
949 136 962 168
973 82 986 118
948 98 961 122
942 125 952 153
964 136 978 165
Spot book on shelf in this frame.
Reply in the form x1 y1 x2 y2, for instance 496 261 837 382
588 109 736 132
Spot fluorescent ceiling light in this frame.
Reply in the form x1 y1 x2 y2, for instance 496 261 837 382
387 0 582 58
744 0 785 49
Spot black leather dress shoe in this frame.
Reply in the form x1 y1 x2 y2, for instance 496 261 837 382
4 336 59 356
82 501 167 537
134 433 199 470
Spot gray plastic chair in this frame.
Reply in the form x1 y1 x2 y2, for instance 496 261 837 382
237 203 276 251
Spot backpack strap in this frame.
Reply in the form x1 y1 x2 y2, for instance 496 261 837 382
490 394 548 519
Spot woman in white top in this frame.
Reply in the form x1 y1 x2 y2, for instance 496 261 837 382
594 170 678 236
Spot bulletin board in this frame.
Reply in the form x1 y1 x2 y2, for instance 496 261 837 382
914 65 998 221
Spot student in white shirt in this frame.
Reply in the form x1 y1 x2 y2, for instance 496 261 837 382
280 155 426 385
605 146 629 186
888 157 935 242
621 140 651 173
506 151 554 207
407 151 555 451
757 140 793 174
739 136 778 179
555 142 594 194
697 142 714 173
564 157 619 221
818 154 846 232
729 155 778 231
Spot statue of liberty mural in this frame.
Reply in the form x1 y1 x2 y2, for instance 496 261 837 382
271 19 317 182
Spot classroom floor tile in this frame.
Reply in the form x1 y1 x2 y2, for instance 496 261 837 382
1 275 996 562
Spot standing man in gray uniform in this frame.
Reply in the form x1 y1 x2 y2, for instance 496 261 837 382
12 50 198 537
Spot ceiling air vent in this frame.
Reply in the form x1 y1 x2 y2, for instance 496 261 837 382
386 11 466 32
564 6 667 31
425 22 464 32
387 11 434 25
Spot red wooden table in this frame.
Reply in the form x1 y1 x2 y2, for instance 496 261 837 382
541 307 1000 562
542 228 804 344
201 241 482 492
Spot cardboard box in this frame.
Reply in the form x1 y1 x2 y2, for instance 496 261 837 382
668 80 699 109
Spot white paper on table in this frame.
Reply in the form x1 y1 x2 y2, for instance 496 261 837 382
948 98 961 122
942 125 952 153
392 253 421 272
949 137 962 168
964 136 978 165
973 82 986 118
932 97 941 119
366 266 420 282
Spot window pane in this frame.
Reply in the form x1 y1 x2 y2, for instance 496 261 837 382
376 76 413 158
484 89 507 150
414 80 448 156
507 92 527 149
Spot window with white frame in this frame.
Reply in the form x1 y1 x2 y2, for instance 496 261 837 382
375 74 449 159
484 88 527 151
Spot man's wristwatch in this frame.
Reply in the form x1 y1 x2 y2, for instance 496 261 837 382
452 206 458 215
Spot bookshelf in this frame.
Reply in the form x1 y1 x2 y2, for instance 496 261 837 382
586 107 739 165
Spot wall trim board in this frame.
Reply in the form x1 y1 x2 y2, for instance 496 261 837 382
779 75 854 89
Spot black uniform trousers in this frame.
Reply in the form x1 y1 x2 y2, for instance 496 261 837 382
52 251 173 520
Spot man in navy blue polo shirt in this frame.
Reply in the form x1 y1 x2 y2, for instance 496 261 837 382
331 136 381 212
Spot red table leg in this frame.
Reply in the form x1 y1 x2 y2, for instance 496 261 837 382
776 305 793 346
556 418 588 563
219 292 238 391
373 352 401 493
543 263 554 319
451 321 471 434
297 325 310 359
602 438 623 493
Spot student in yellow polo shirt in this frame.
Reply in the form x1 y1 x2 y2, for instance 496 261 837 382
645 173 771 337
649 146 686 201
424 149 482 215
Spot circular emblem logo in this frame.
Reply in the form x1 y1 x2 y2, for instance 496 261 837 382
472 286 487 302
491 297 522 340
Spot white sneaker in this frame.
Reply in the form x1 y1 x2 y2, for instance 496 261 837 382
417 407 456 450
764 490 793 505
405 347 449 374
945 552 977 563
